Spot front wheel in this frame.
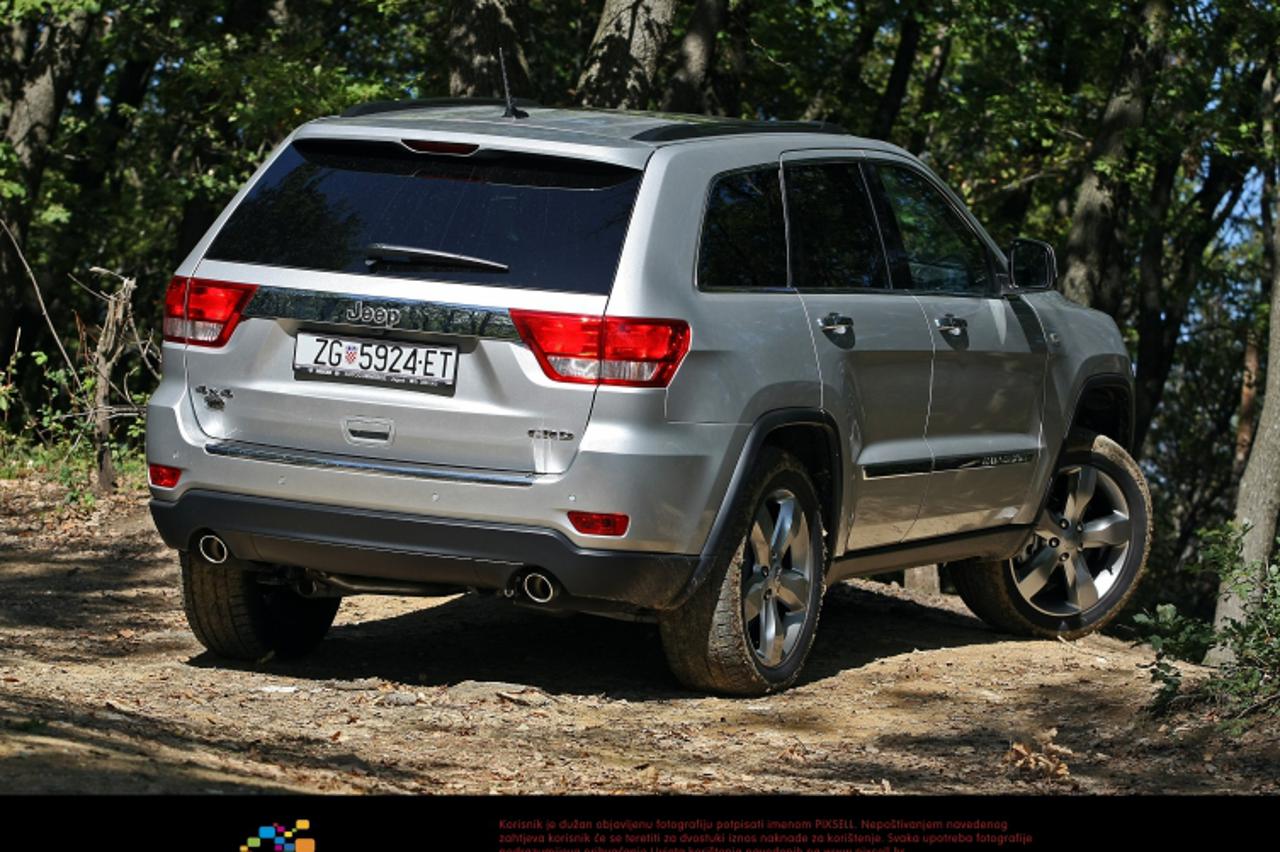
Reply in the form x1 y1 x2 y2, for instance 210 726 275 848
658 448 826 695
953 432 1151 639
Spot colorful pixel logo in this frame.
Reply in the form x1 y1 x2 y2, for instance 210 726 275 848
239 820 314 852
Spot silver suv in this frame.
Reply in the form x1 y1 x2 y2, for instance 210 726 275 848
147 100 1151 694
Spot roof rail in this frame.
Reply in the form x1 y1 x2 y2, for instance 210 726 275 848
340 97 542 119
631 120 848 143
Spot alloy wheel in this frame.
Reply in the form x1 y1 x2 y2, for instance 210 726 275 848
741 487 817 668
1011 463 1132 618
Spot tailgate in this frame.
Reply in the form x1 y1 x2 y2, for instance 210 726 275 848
176 137 643 475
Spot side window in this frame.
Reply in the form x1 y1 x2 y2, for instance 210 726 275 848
784 161 889 290
697 167 787 290
872 164 992 295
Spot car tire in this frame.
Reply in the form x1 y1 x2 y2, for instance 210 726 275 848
658 448 826 695
952 432 1150 639
181 549 340 660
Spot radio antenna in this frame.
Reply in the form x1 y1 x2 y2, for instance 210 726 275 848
499 48 528 119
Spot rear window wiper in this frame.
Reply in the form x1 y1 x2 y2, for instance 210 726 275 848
364 243 509 273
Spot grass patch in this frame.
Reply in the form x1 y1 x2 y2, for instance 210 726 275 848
0 433 147 501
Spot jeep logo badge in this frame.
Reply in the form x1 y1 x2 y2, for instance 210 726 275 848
344 300 402 327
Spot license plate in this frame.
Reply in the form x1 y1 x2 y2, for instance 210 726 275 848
294 333 458 387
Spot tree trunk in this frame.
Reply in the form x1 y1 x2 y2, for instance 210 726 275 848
710 0 752 116
1238 141 1280 477
1210 59 1280 664
1131 151 1179 445
0 8 98 366
867 12 922 141
1131 150 1248 448
91 276 136 494
1233 334 1261 479
1059 0 1170 310
446 0 532 99
802 3 880 122
662 0 727 114
577 0 678 109
907 30 951 155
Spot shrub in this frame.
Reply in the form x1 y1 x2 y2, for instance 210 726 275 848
1138 523 1280 718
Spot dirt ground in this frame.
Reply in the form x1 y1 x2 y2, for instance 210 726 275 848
1 474 1276 796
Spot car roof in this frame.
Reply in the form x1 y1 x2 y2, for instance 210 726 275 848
307 101 909 160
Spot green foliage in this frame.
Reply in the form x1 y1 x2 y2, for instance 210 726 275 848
1138 524 1280 719
0 347 18 417
1196 524 1280 718
0 428 145 502
0 337 146 500
1133 602 1215 662
0 142 26 201
25 350 95 448
1133 602 1214 715
0 2 1275 625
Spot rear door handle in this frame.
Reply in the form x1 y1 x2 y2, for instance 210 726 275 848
344 416 394 445
934 314 968 335
819 312 854 334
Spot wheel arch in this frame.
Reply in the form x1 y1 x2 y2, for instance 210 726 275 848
1065 373 1134 454
666 408 844 610
1023 372 1136 545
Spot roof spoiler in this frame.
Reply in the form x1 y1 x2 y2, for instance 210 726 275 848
340 97 542 119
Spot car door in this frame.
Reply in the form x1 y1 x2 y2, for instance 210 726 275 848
781 151 935 549
865 159 1048 538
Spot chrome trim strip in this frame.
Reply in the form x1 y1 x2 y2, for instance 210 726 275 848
860 459 932 480
242 287 520 340
862 450 1036 480
204 441 536 486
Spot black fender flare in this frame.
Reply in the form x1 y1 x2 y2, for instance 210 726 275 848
1027 372 1135 529
1065 372 1134 453
664 408 844 610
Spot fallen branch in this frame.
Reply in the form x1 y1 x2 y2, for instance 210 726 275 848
1 218 84 395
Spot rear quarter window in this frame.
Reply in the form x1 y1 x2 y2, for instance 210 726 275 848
696 166 787 290
206 140 643 295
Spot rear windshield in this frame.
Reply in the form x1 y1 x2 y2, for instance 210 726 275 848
205 140 643 295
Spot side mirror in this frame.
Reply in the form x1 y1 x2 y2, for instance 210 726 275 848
1006 238 1057 293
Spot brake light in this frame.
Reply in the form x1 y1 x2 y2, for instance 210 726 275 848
509 310 690 388
401 139 479 156
148 464 182 488
568 511 630 536
162 277 257 347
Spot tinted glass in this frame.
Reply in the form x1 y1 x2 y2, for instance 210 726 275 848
206 140 642 294
873 164 991 294
785 162 888 290
1010 239 1055 290
697 167 787 290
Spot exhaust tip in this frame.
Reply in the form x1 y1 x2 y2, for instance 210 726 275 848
197 533 229 565
522 572 556 604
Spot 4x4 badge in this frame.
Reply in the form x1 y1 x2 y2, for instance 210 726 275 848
343 300 402 327
194 384 233 410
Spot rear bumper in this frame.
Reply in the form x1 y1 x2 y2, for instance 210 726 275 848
145 365 745 556
150 490 699 612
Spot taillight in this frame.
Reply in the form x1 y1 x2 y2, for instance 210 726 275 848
148 464 182 488
509 310 690 388
162 277 257 347
568 511 630 536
